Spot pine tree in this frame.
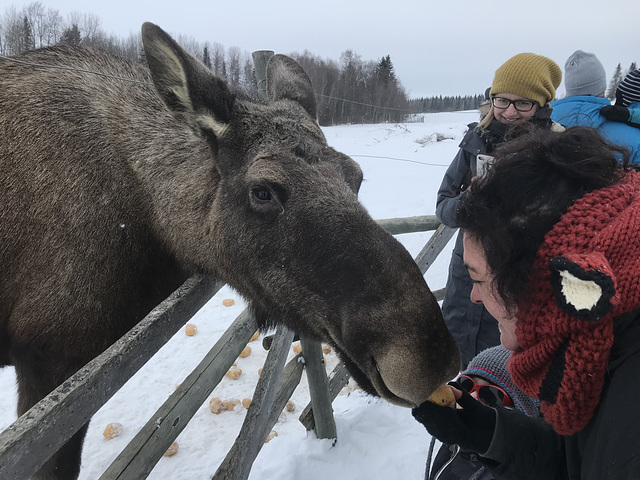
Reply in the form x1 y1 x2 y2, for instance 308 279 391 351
606 63 623 101
203 45 212 70
59 23 81 46
376 55 396 85
20 15 34 52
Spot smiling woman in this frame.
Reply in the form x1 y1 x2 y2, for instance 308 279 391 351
435 52 563 366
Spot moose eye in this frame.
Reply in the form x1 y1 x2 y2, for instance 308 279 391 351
293 145 306 157
252 187 272 202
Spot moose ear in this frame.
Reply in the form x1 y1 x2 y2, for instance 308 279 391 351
266 54 317 118
548 254 617 322
141 22 234 141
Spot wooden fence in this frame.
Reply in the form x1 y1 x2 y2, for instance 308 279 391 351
0 216 456 480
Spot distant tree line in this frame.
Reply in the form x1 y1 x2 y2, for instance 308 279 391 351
291 51 409 125
0 2 412 125
408 94 487 113
409 58 639 114
2 3 638 124
606 62 638 101
0 3 259 96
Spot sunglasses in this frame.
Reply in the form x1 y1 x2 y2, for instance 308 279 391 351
458 375 514 408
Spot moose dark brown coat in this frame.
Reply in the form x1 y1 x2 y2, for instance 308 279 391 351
0 23 460 478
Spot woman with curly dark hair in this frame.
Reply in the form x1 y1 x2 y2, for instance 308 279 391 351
414 126 640 479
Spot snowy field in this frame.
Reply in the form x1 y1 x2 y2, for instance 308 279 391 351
0 110 479 479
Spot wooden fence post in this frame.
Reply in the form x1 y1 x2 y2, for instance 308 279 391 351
213 324 295 480
298 362 350 431
300 338 337 441
252 50 274 100
99 309 258 480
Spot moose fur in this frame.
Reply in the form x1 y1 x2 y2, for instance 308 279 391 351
0 23 460 479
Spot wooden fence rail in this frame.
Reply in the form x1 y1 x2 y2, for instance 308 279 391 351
100 309 258 479
0 215 456 480
0 274 225 480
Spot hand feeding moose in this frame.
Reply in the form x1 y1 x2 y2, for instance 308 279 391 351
0 23 460 478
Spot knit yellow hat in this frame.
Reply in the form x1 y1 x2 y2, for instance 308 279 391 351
490 53 562 107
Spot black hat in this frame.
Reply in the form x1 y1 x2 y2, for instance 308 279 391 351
616 69 640 107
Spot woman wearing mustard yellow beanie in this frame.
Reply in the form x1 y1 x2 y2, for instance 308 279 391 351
435 52 563 367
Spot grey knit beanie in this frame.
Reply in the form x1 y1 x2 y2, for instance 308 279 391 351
617 69 640 106
461 346 540 417
564 50 607 97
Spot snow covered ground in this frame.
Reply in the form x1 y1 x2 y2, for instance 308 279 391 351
0 110 479 479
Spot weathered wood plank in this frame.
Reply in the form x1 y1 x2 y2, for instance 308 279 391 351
414 223 457 274
263 352 304 437
0 274 224 480
213 324 295 480
432 287 445 302
251 50 274 99
376 215 440 235
300 338 337 440
299 362 350 431
100 309 258 480
262 332 299 351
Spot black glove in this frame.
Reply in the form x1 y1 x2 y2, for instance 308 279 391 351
412 381 497 454
600 105 631 123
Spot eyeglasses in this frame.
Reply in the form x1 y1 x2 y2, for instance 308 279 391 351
458 375 514 407
491 96 537 112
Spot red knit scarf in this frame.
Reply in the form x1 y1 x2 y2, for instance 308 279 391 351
508 170 640 435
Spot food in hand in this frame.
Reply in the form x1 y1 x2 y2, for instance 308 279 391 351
427 384 455 407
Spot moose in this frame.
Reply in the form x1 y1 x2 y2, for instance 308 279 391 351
0 23 460 478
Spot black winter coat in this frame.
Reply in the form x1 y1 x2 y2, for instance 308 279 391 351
435 122 500 366
435 109 560 366
430 443 501 480
479 309 640 479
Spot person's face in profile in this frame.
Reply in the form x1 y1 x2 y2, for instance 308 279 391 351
463 233 520 351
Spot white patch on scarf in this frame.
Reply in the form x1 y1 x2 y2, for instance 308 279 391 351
558 270 602 311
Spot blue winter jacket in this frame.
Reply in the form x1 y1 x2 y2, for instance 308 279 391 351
551 95 640 164
628 102 640 126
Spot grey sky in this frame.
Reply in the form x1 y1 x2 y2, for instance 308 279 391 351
4 0 639 98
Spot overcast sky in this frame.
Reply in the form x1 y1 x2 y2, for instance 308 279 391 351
4 0 639 98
